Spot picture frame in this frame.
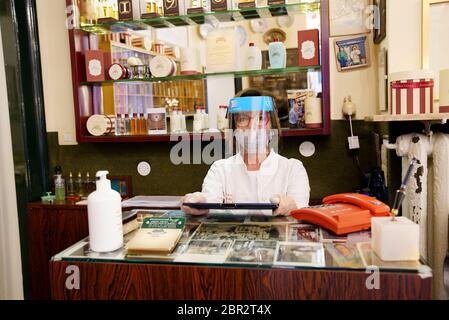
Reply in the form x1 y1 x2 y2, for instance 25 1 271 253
334 35 370 72
108 175 132 199
147 108 167 134
330 0 370 37
373 0 386 44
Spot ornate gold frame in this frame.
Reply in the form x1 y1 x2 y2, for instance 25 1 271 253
422 0 449 69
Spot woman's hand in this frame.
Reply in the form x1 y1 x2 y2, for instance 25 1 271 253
270 195 298 216
180 193 209 216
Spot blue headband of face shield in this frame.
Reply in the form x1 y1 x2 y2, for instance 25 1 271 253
229 96 274 114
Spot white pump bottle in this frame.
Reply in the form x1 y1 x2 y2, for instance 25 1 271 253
87 171 123 252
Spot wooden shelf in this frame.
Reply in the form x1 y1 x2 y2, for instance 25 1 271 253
365 113 449 122
77 128 326 143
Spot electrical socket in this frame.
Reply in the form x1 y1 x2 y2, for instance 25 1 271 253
348 136 360 150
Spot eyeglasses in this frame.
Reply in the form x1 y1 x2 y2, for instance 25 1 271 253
234 113 271 128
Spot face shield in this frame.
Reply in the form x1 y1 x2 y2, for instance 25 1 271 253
227 96 276 156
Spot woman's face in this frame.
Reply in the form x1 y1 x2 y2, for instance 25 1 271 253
234 111 272 131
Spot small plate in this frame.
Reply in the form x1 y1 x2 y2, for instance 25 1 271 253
250 19 269 34
277 15 295 28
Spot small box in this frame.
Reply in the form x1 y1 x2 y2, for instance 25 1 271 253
211 0 229 11
117 0 140 21
371 217 420 262
298 29 320 67
389 70 435 115
163 0 185 16
85 50 111 82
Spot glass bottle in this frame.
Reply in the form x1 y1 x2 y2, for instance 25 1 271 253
51 165 62 195
139 113 147 135
66 172 77 200
131 113 139 135
54 174 66 202
115 114 122 136
76 172 86 198
124 114 131 135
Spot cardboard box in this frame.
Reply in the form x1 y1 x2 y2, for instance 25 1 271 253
298 29 320 67
85 50 111 82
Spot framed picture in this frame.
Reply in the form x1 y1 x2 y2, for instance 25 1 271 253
334 35 370 72
147 108 167 134
330 0 370 37
373 0 386 44
108 175 132 199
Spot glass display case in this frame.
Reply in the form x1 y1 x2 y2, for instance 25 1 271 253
68 0 330 142
53 210 431 275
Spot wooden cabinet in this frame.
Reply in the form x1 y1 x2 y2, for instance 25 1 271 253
27 202 89 300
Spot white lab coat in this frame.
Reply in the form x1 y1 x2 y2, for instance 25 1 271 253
197 150 310 209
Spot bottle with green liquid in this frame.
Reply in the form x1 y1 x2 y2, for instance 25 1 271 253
54 174 66 201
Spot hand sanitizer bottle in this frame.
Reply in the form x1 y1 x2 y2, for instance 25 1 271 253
87 170 123 253
246 43 262 71
268 38 286 69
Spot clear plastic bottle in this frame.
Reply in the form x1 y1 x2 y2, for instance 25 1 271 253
115 114 122 136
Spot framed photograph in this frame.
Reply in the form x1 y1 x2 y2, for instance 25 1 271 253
147 108 167 134
334 35 370 72
274 242 325 267
108 175 132 199
225 240 277 264
373 0 387 44
287 89 313 129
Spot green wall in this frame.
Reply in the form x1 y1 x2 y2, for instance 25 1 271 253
47 120 387 202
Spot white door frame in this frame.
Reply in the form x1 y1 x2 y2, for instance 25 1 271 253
0 22 24 300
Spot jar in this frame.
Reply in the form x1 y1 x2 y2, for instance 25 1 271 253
86 114 115 136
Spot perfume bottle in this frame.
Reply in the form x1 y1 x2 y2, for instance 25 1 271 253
268 38 286 69
54 174 66 202
124 113 131 135
115 114 122 136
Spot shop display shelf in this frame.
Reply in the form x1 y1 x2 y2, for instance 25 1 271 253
79 2 322 34
365 113 449 122
80 65 322 86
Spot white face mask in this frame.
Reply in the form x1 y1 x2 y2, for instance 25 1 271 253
235 129 271 155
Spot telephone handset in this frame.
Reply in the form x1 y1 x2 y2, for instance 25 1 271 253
291 193 391 235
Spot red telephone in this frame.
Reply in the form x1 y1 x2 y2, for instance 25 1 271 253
291 193 391 235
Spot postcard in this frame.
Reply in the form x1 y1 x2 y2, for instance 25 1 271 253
288 224 320 242
174 240 233 264
356 242 422 270
324 243 364 268
192 223 286 241
274 242 325 267
225 240 277 264
320 229 371 243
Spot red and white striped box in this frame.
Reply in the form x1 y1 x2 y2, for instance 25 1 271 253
389 70 435 115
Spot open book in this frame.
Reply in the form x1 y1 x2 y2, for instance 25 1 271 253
126 217 185 255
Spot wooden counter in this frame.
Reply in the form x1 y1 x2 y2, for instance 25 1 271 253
49 260 432 300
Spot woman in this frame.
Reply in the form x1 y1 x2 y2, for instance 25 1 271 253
181 89 310 216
